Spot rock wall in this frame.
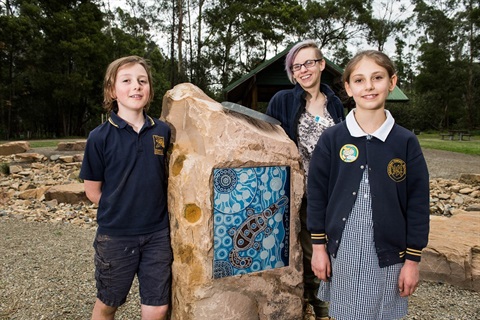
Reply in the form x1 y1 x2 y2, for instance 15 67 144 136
161 83 304 320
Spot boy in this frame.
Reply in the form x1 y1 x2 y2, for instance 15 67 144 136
80 56 172 320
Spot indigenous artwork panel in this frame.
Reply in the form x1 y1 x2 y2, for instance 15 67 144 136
213 166 291 279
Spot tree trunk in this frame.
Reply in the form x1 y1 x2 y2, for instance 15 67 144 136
196 0 204 82
177 0 184 79
465 0 475 129
170 0 176 87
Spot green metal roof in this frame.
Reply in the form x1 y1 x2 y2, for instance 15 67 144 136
388 86 409 100
224 45 292 91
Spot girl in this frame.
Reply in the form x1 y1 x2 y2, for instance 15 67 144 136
307 50 430 319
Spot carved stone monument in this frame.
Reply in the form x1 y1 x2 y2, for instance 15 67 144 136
161 83 304 319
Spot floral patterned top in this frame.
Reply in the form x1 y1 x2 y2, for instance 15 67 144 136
297 97 335 190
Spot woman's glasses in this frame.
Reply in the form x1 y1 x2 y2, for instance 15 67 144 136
291 59 322 72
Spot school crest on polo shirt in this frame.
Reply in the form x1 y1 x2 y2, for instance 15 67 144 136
153 135 165 155
387 158 406 182
339 144 359 163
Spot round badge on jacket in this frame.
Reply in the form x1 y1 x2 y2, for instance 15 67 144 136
339 144 359 163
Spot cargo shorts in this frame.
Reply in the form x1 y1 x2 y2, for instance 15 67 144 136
93 227 173 307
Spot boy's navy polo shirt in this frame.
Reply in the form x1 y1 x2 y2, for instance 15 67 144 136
80 111 171 236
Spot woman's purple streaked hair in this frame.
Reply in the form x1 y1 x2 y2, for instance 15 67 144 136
285 39 323 84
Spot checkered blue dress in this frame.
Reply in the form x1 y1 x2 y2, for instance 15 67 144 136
317 167 408 320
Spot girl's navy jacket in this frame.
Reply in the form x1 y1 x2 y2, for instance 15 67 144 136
307 117 430 267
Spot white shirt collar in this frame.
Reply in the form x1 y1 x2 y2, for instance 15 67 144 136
346 109 395 142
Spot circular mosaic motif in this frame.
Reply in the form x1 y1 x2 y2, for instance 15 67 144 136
214 169 238 193
213 168 257 214
213 260 233 278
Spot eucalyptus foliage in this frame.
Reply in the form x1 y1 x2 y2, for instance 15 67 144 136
0 0 479 139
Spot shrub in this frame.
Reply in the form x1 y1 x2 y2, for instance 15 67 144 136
0 162 9 175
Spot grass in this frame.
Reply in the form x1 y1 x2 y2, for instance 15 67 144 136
28 140 63 148
0 138 83 149
416 133 480 155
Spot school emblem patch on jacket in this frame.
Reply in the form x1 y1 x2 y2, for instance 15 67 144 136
153 135 165 155
387 158 406 182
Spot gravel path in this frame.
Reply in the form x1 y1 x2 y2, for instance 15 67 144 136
0 220 142 320
1 148 479 319
422 149 480 180
1 219 479 320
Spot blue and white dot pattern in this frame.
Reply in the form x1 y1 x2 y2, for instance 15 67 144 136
213 166 290 279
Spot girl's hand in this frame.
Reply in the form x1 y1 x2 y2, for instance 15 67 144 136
311 244 331 281
398 260 420 297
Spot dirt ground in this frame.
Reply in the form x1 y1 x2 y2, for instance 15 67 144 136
0 147 479 319
421 148 480 179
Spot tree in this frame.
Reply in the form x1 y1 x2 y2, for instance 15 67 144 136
457 0 480 129
0 0 112 138
32 0 111 137
203 0 304 95
413 0 463 130
0 0 172 137
2 0 478 136
412 0 480 130
302 0 372 54
0 0 45 138
363 0 410 52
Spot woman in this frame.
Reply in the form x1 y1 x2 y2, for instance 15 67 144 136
266 39 345 320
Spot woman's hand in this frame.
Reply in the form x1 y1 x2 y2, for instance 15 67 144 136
311 244 331 281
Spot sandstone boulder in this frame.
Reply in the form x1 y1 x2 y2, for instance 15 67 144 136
13 153 46 162
459 173 480 185
56 140 86 151
162 83 304 320
0 141 30 155
44 183 89 204
18 186 50 200
420 211 480 291
9 165 22 174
